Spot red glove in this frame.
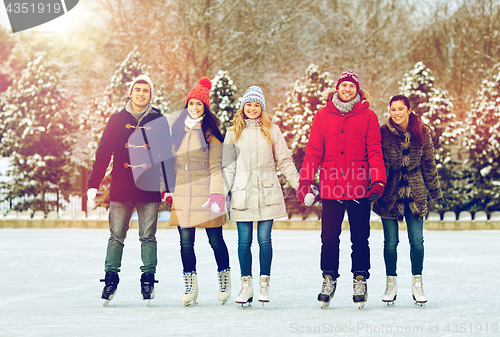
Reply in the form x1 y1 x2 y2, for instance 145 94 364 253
161 191 173 205
366 182 385 202
297 180 314 205
202 193 225 214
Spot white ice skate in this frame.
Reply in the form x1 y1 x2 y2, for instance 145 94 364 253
258 275 270 306
412 275 427 307
218 269 231 305
317 275 337 309
353 275 368 309
181 272 198 306
235 276 253 307
382 276 397 307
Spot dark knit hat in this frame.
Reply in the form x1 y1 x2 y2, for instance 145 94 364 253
336 70 360 93
240 86 266 112
186 77 212 108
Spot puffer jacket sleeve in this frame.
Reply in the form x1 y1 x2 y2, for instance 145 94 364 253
366 111 386 184
208 135 224 195
222 130 237 196
421 126 443 199
271 125 300 189
300 110 325 181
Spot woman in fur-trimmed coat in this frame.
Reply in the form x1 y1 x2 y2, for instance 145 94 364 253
373 94 447 306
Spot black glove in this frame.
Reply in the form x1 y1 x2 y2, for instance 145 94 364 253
436 197 448 209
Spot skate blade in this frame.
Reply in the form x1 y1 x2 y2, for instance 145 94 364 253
414 301 426 308
103 299 110 307
320 301 331 309
383 301 395 307
182 300 198 307
357 302 365 309
145 299 151 306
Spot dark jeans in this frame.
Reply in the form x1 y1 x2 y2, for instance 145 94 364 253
178 226 230 273
105 201 159 274
236 220 274 277
382 203 424 276
320 198 371 280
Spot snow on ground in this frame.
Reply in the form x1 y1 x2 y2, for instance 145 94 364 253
0 228 499 337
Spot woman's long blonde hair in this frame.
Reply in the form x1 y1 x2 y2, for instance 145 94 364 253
229 107 273 144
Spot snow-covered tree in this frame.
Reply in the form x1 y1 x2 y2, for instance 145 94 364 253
274 64 333 218
0 55 77 212
399 62 469 212
210 70 238 135
465 65 500 212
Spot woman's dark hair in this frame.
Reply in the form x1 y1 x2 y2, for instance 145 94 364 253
171 103 224 151
389 94 428 145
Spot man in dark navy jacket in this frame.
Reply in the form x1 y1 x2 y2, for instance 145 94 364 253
87 74 175 305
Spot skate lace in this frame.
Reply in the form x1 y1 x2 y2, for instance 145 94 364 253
413 278 425 296
183 273 194 294
218 270 229 292
259 279 269 296
354 278 367 296
321 276 335 295
385 280 395 294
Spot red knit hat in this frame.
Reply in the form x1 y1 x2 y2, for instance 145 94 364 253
186 77 212 108
336 70 360 93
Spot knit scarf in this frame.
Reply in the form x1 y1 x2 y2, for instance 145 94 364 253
185 114 204 130
126 101 152 125
332 92 360 115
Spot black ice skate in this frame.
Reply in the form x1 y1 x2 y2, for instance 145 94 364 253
318 274 337 309
140 272 158 306
100 271 119 306
353 275 368 309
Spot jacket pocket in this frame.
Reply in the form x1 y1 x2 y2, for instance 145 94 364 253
231 184 247 210
262 181 283 206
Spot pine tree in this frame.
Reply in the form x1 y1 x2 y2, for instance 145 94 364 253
0 55 77 212
274 64 334 218
399 62 468 212
465 65 500 212
210 70 238 135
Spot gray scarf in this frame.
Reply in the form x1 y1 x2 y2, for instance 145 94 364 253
126 101 152 125
332 92 360 115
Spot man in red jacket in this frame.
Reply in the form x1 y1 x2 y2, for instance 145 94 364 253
297 70 386 309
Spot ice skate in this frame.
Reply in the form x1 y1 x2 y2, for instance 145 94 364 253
181 271 198 306
100 271 119 306
217 268 231 305
382 276 397 307
258 275 270 305
353 275 368 309
317 274 337 309
235 276 253 307
140 272 158 306
412 275 427 307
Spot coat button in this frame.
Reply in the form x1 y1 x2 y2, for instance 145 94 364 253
341 130 344 133
341 151 344 154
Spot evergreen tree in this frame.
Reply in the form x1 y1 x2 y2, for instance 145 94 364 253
274 64 333 218
0 55 77 212
465 66 500 212
210 70 238 135
399 62 468 212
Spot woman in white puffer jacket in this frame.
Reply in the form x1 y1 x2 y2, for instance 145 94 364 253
222 86 300 306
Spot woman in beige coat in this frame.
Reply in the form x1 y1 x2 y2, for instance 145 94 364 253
170 78 230 306
222 86 300 305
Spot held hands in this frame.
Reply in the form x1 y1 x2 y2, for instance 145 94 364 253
161 191 173 205
87 188 98 209
202 193 225 215
297 180 316 206
366 182 385 202
436 197 448 209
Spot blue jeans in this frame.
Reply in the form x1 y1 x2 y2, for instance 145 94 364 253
105 201 159 274
178 226 230 273
237 220 273 277
382 203 424 276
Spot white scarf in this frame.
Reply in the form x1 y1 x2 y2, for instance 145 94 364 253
185 114 204 130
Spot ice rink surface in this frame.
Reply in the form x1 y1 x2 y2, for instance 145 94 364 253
1 227 499 337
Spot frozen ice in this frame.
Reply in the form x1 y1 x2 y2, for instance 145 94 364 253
0 228 499 337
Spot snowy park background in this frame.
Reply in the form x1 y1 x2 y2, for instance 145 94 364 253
1 227 499 337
